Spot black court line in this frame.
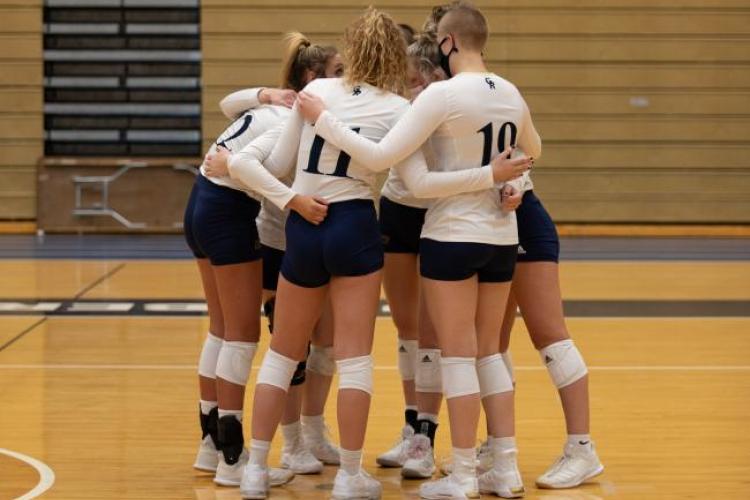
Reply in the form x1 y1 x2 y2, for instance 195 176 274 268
0 299 748 318
1 235 749 261
0 265 127 353
0 317 47 353
72 262 126 299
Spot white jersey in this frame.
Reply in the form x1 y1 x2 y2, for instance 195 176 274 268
256 174 291 251
217 87 291 250
227 77 497 210
380 140 437 209
200 104 290 200
314 72 542 245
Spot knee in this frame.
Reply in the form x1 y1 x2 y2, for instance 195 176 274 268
337 355 374 395
531 330 570 351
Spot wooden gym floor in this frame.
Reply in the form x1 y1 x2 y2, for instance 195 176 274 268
0 237 748 499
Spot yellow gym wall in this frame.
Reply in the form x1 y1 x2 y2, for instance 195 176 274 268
202 0 750 223
1 1 748 223
0 0 42 220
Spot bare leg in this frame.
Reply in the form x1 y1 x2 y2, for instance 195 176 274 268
303 298 335 418
513 262 589 434
416 291 442 416
197 258 224 402
476 282 514 439
212 261 263 411
330 270 383 452
383 253 420 408
251 276 327 442
421 276 479 449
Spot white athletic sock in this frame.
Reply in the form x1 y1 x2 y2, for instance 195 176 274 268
249 439 271 468
417 412 439 423
339 448 362 475
301 414 326 441
491 436 517 470
218 408 243 422
452 447 476 480
493 436 516 451
199 399 218 415
281 421 302 453
567 433 592 451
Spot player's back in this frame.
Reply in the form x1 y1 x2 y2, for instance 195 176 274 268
201 105 290 196
421 72 528 245
292 78 408 203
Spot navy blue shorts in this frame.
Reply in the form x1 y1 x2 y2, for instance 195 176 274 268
420 238 517 283
516 191 560 263
282 199 384 288
379 196 427 254
261 245 285 291
183 175 262 266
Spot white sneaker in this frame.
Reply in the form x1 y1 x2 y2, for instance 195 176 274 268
535 442 604 489
440 440 490 476
240 463 269 499
215 447 248 486
477 440 492 474
302 422 341 465
332 468 382 499
420 474 479 499
376 425 414 467
479 448 524 498
402 434 436 479
269 467 295 487
193 435 219 472
281 447 324 474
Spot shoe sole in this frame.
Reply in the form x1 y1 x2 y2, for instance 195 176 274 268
419 491 479 499
535 464 604 489
214 477 240 487
193 463 218 473
402 467 435 479
479 486 525 499
376 457 404 468
240 488 267 499
331 493 381 500
269 475 295 487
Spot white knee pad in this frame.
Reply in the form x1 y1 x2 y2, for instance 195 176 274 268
215 341 257 386
337 355 374 395
501 350 514 384
539 339 588 389
397 339 418 382
415 348 442 393
256 348 299 392
440 357 479 400
477 354 514 398
307 345 335 376
198 332 223 379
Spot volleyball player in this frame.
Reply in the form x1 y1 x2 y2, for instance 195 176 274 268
216 82 344 476
209 8 529 499
297 3 540 497
495 180 604 491
376 17 453 479
184 33 339 487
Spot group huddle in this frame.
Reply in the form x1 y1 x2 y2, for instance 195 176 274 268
184 2 604 498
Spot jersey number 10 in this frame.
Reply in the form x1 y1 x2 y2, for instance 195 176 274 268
478 122 517 165
305 128 361 178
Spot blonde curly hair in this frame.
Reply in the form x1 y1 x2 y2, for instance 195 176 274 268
343 7 408 97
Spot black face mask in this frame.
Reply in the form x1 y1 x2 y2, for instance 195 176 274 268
438 36 458 78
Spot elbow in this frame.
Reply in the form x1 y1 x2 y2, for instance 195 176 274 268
218 98 235 120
